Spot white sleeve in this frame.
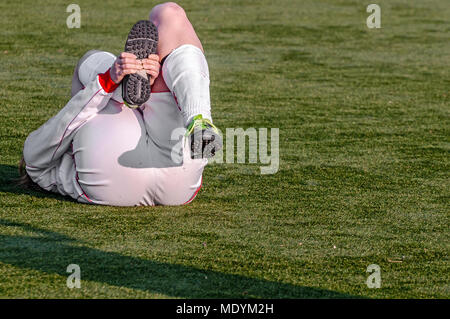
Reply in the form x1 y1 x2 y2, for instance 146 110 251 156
23 70 118 197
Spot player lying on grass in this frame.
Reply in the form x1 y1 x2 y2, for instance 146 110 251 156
19 2 222 206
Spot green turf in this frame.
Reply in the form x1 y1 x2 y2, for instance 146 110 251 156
0 0 449 298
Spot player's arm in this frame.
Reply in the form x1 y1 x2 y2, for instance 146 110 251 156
23 53 159 190
23 68 118 172
23 53 146 170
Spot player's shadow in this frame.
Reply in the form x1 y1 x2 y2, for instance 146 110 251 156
117 103 184 169
116 113 183 169
0 218 361 298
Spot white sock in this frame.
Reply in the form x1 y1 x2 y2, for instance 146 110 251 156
162 44 212 127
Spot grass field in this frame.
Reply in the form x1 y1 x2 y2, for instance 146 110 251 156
0 0 449 298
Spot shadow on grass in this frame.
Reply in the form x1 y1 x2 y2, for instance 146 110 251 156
0 219 361 298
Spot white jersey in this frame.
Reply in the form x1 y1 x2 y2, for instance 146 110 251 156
23 67 207 206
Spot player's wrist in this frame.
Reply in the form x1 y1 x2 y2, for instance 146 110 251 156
109 67 120 84
98 68 120 93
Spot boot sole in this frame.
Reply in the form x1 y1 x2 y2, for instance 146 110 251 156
122 20 158 108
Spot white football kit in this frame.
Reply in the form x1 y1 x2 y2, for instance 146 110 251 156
23 45 210 206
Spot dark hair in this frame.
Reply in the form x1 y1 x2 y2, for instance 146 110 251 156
17 157 40 190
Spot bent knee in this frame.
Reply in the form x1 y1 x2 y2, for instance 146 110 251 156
149 2 186 23
160 2 185 13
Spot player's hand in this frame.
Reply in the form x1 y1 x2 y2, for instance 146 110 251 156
141 54 160 86
110 52 143 84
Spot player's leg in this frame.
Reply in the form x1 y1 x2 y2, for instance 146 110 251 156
149 2 203 61
148 2 222 158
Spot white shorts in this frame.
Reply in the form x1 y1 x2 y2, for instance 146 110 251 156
73 93 207 206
